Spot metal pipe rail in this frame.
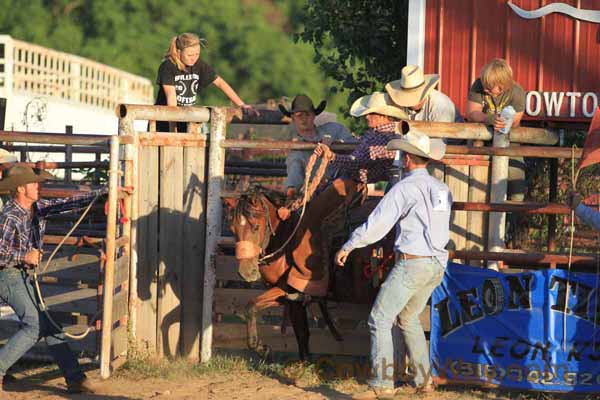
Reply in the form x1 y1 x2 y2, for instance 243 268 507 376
117 104 210 123
450 250 598 268
0 130 111 145
400 120 558 144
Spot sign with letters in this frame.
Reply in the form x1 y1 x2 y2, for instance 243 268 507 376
431 263 600 392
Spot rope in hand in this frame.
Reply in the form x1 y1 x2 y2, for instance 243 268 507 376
32 193 103 340
259 144 333 263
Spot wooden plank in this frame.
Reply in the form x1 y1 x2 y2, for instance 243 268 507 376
467 160 489 267
114 254 130 287
201 107 227 362
38 284 97 315
111 290 129 325
181 144 207 360
111 325 128 360
215 254 242 281
39 246 101 286
157 145 184 358
445 164 469 254
214 322 370 356
213 288 430 331
136 145 159 354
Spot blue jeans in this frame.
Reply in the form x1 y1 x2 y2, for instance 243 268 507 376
367 257 444 389
0 268 85 383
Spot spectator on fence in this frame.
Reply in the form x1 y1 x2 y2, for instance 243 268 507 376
335 131 451 399
0 165 110 394
154 32 257 133
384 65 461 185
284 92 405 297
465 58 527 201
466 58 527 247
279 94 357 199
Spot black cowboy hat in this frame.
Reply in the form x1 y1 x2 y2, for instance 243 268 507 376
278 95 327 117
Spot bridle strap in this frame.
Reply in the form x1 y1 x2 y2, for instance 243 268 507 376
235 240 262 260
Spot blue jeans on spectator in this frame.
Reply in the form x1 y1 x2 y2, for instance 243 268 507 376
0 267 85 383
367 257 445 389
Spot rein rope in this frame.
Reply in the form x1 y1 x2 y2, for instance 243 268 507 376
32 193 103 340
258 145 332 264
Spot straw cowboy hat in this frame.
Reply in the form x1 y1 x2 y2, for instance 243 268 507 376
385 65 440 107
0 149 18 164
279 94 326 117
349 92 407 120
0 164 56 191
387 130 446 161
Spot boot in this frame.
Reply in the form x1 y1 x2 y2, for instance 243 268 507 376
67 377 101 394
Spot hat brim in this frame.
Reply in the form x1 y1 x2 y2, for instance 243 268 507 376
0 149 18 164
0 169 56 191
387 138 446 161
350 94 408 119
385 74 440 107
278 100 327 117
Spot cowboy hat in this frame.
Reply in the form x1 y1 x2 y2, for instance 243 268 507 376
0 164 56 191
0 149 18 164
279 94 326 117
385 65 440 107
387 130 446 160
350 92 408 120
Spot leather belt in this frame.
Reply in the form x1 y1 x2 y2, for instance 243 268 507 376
396 252 433 262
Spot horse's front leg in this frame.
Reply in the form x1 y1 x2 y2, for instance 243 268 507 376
246 286 287 355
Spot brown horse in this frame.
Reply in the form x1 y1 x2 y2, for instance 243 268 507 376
223 187 343 360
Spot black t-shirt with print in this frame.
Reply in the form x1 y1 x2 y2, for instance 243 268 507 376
154 59 217 107
153 59 216 132
468 78 525 116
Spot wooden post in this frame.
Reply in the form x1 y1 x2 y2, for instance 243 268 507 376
201 107 226 363
119 116 138 341
467 140 488 267
181 121 208 360
487 132 510 270
100 135 120 379
64 125 73 183
548 156 558 268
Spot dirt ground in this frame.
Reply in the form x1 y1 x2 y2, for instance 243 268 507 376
1 356 596 400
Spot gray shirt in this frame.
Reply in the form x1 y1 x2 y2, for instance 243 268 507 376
342 168 453 266
400 89 462 123
285 122 357 190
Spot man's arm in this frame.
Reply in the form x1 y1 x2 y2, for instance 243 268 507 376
342 185 408 252
575 203 600 231
38 187 107 217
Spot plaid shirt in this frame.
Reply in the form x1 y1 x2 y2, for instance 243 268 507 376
0 188 106 268
332 122 398 183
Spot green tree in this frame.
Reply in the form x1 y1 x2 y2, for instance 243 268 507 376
299 0 408 113
0 0 340 109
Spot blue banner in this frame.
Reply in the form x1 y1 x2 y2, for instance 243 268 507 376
431 263 600 392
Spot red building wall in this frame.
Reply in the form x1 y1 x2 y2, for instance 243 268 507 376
424 0 600 122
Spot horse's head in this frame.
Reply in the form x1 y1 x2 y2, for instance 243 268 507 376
224 188 282 282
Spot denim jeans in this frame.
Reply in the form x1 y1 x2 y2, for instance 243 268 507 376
0 267 85 383
367 257 445 389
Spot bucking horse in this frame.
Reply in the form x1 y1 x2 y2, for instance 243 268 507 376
223 149 395 360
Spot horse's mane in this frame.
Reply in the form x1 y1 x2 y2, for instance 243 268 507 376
234 186 287 223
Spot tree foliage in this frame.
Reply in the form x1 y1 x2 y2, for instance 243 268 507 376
0 0 339 108
299 0 408 108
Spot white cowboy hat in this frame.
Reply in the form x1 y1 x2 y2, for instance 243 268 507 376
385 65 440 107
387 130 446 161
0 149 18 164
350 92 407 120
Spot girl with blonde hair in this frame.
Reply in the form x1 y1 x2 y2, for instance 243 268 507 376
154 33 256 132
